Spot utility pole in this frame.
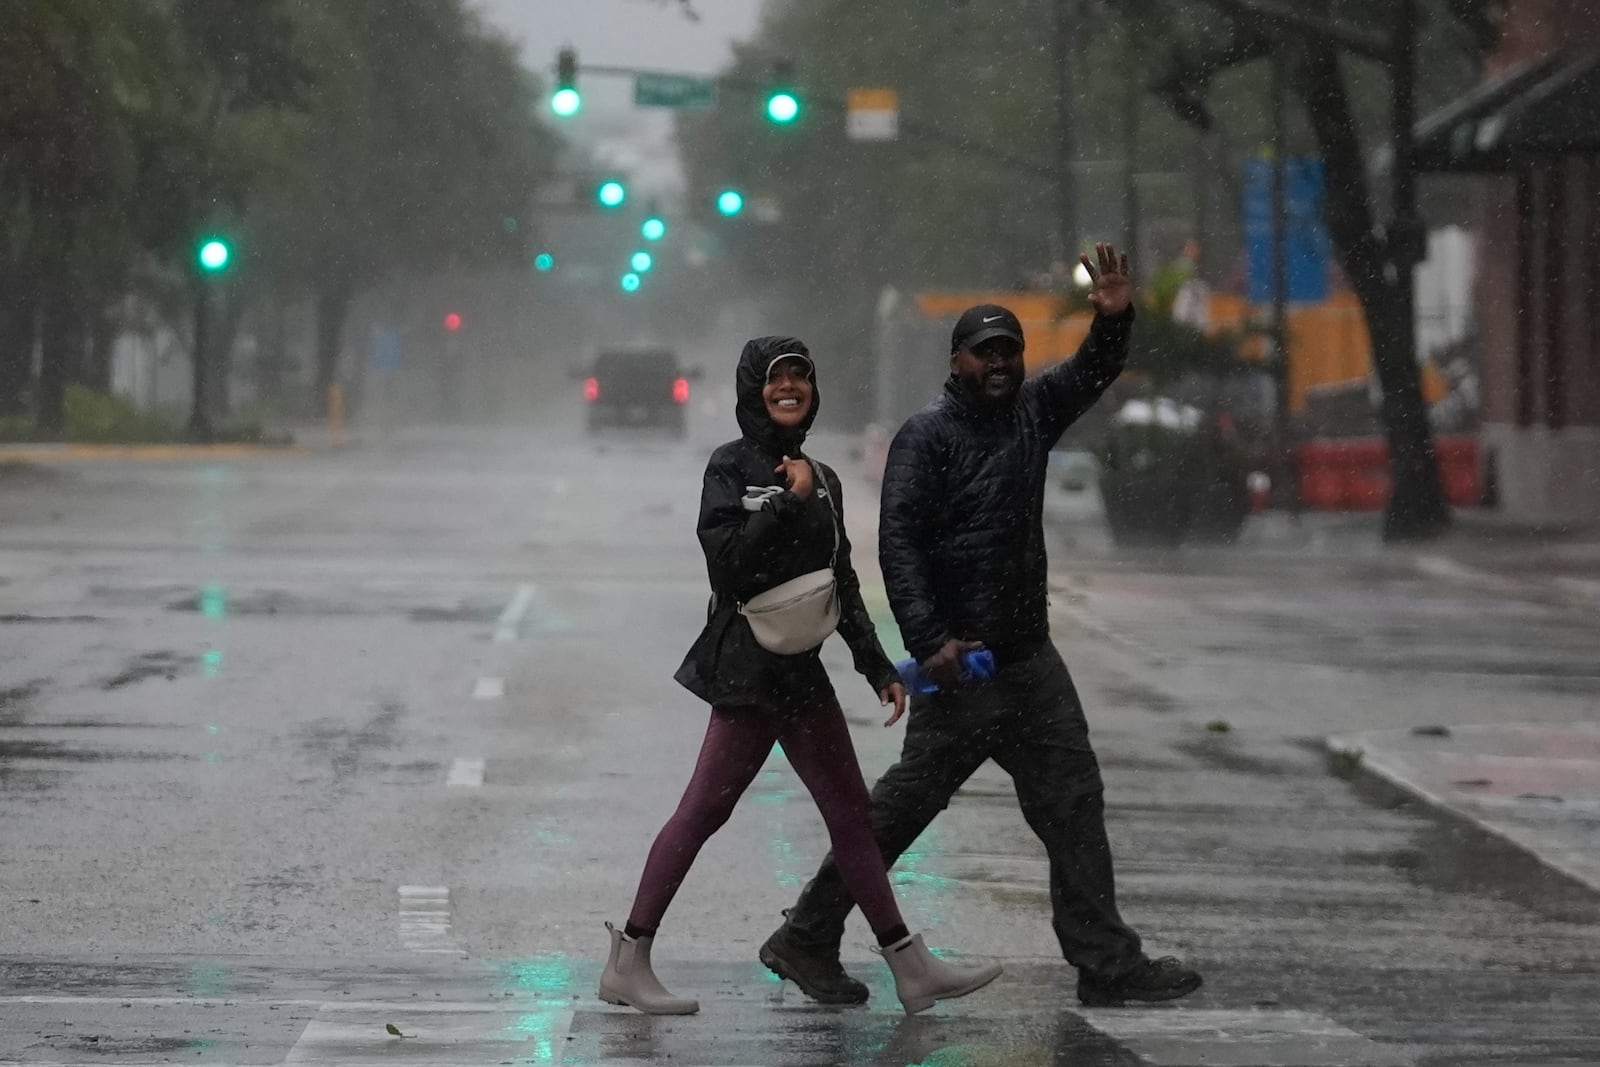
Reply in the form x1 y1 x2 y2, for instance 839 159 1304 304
1053 0 1078 266
1270 47 1297 513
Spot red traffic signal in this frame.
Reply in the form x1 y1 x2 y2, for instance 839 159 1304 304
443 312 463 332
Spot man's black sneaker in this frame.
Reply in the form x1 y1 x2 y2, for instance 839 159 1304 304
759 923 869 1005
1077 956 1202 1007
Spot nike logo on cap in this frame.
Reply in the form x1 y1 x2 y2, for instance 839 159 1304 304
981 314 1005 323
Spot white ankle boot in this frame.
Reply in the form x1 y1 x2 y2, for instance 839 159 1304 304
598 922 699 1015
879 932 1003 1015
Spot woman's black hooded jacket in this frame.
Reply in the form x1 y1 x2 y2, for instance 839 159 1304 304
673 336 899 711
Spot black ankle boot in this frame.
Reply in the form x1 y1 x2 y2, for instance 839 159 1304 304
1077 956 1202 1007
759 919 869 1005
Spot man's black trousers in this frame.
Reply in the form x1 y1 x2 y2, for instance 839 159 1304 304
784 641 1144 978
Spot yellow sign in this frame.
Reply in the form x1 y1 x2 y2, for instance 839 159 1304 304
847 88 899 141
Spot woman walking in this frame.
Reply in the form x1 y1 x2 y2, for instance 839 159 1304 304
599 336 1003 1016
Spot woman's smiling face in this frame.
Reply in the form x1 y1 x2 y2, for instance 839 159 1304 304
763 355 814 428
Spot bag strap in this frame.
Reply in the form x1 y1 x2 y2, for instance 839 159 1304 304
809 460 839 570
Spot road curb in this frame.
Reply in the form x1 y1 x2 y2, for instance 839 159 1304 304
1325 732 1600 896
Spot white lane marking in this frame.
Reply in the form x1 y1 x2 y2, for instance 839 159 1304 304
1413 554 1525 597
286 1003 574 1065
1080 1008 1413 1066
397 885 466 956
493 582 537 642
446 757 485 788
1555 575 1600 602
472 676 505 700
1055 599 1168 665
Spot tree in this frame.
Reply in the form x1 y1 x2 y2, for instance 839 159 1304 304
252 0 557 409
1130 0 1497 540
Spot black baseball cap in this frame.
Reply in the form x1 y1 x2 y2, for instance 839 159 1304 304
951 304 1024 353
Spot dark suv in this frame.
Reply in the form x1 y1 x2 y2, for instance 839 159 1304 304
580 348 700 437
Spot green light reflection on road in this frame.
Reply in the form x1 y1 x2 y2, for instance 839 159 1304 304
185 963 231 998
199 584 228 620
503 956 574 994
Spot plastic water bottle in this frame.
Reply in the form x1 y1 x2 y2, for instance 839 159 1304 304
896 649 996 694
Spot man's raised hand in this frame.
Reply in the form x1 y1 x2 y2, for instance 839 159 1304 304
1080 242 1133 318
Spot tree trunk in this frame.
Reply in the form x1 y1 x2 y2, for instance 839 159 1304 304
312 278 353 412
0 270 37 417
210 288 247 419
82 302 117 395
189 281 214 442
1296 42 1448 541
256 291 289 406
36 281 82 437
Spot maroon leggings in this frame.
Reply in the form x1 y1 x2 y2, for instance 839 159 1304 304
627 702 905 937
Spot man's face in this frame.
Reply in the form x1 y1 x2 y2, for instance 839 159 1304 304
951 337 1024 402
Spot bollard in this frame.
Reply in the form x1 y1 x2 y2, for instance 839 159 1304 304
328 383 346 448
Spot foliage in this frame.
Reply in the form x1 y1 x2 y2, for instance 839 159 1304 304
0 0 560 435
0 387 280 444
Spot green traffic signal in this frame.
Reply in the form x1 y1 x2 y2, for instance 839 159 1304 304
621 272 642 293
197 237 232 272
551 87 581 117
641 217 666 242
766 90 800 124
597 180 626 208
716 190 744 217
552 48 580 117
631 251 653 273
535 252 555 272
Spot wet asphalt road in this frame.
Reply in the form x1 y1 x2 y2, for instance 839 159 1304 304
2 406 1599 1066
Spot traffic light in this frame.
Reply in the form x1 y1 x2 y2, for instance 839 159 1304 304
443 312 462 332
534 252 555 272
630 251 653 273
597 179 626 208
552 48 581 117
620 272 642 293
641 215 666 242
765 60 800 124
196 236 232 273
716 189 744 217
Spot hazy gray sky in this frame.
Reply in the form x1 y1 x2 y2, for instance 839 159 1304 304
471 0 767 190
473 0 765 74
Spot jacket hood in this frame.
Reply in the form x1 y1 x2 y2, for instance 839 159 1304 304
736 335 819 455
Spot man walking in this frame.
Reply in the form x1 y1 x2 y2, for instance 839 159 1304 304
760 243 1202 1008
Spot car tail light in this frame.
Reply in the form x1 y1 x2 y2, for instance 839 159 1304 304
584 377 600 403
672 377 690 405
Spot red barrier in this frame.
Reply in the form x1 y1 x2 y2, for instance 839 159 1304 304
1294 435 1481 511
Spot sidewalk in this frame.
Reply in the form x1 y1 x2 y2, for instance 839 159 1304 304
0 422 352 464
1327 722 1600 894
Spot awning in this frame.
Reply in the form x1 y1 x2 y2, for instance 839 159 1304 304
1413 47 1600 172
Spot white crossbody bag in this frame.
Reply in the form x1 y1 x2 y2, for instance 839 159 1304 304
738 463 840 655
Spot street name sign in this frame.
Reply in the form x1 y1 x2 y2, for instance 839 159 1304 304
635 73 717 109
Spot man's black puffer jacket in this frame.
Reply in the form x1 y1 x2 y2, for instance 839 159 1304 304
675 335 899 711
880 308 1133 664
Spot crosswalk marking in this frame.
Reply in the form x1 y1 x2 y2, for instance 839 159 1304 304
446 756 485 787
396 884 465 956
1079 1008 1412 1066
285 1002 575 1067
